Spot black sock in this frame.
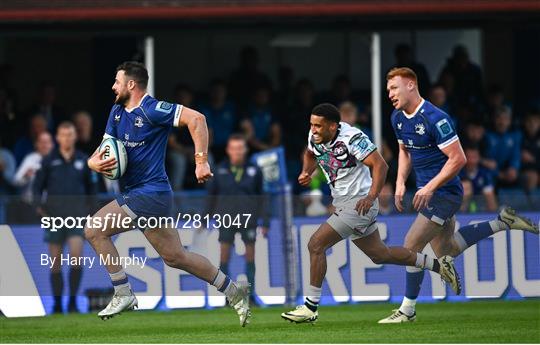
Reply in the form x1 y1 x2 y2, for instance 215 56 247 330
432 260 441 273
69 266 82 305
51 271 63 309
304 297 318 312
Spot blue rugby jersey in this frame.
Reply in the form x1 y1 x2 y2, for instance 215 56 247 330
104 94 183 192
391 99 463 196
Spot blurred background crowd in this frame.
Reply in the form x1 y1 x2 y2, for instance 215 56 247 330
0 42 539 215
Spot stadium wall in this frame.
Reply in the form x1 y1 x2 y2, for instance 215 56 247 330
1 212 538 317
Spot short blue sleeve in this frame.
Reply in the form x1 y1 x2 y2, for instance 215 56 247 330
146 99 183 128
430 111 459 149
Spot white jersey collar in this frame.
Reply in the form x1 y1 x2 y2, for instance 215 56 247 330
403 98 425 119
125 93 149 113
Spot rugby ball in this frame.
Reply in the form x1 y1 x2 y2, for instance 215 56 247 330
99 137 128 180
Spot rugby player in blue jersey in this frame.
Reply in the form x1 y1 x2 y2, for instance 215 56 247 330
379 67 538 323
85 61 250 325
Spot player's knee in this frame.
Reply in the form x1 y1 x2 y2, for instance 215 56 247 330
162 250 188 269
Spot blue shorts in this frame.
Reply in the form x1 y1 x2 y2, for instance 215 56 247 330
420 193 463 225
116 189 173 221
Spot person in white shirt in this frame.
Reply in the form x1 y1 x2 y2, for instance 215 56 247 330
13 131 53 203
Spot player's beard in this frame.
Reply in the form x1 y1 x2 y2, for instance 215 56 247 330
114 91 130 106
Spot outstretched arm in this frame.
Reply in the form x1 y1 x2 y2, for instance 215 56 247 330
179 106 213 184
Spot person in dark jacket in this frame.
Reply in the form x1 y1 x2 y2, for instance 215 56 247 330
206 134 269 304
34 121 96 313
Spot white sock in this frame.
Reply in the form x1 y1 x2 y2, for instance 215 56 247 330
212 270 227 289
415 253 435 271
399 296 417 316
212 270 237 299
490 219 509 232
306 285 322 304
109 269 131 293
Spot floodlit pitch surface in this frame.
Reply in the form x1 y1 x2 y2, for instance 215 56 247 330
1 300 539 343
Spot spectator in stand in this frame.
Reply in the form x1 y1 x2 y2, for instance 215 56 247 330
393 43 431 95
439 45 484 107
0 138 16 195
73 111 100 156
438 69 457 112
206 134 269 305
229 46 272 113
13 131 53 203
72 111 119 194
486 84 511 121
485 106 522 187
460 146 498 212
13 113 48 165
34 122 96 313
339 101 373 139
327 75 356 107
429 84 452 119
241 84 281 153
28 82 66 132
200 79 238 163
521 109 540 193
462 119 486 148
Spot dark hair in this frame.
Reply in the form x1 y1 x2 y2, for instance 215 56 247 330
311 103 341 124
228 133 247 143
116 61 149 89
57 121 76 132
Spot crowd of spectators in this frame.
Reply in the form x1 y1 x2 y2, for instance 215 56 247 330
0 44 538 215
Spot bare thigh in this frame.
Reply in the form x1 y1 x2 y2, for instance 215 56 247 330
84 200 134 239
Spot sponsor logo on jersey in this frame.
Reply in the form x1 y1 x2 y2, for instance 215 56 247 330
114 114 121 122
125 133 129 140
397 122 402 130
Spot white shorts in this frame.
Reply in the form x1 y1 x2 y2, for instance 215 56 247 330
327 197 379 240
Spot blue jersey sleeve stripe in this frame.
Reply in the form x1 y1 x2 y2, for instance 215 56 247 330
437 135 459 149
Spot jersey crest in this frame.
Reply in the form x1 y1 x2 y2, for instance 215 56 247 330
415 123 426 135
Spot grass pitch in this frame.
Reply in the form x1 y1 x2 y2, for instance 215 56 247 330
1 300 539 343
